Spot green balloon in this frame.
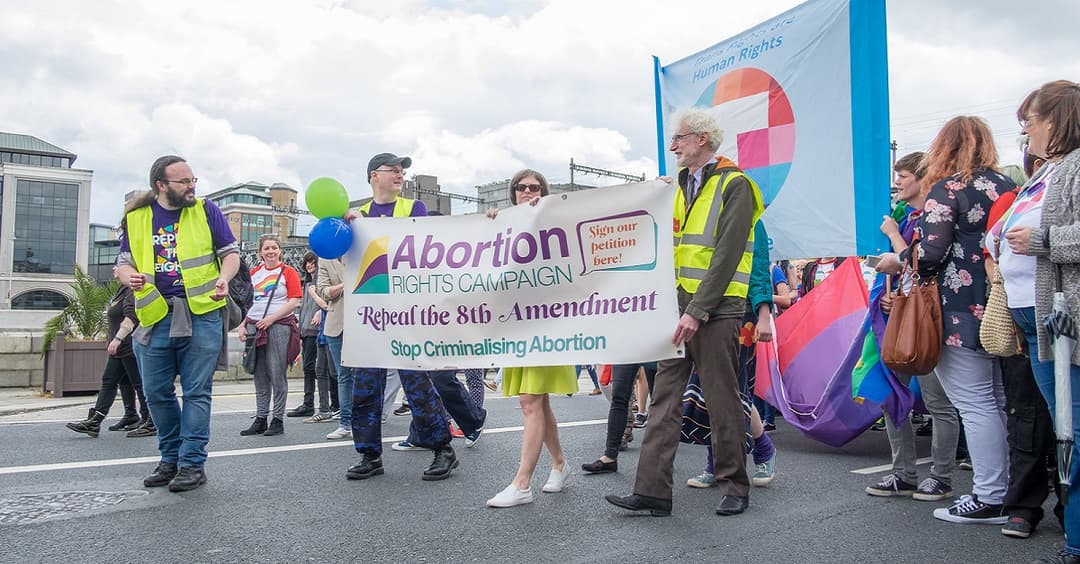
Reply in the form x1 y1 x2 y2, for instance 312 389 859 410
305 177 349 219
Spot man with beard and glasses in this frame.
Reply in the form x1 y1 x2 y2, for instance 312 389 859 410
115 155 239 493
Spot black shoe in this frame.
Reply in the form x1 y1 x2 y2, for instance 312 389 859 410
240 416 268 436
168 467 207 492
763 422 777 432
263 418 284 436
346 455 384 480
581 459 618 474
715 495 749 516
605 493 672 516
66 408 106 438
126 418 157 438
870 418 886 431
915 420 933 437
1001 515 1034 538
143 462 178 487
108 413 140 432
422 446 459 481
393 404 411 416
286 405 314 418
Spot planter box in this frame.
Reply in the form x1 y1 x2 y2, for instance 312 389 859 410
43 334 107 397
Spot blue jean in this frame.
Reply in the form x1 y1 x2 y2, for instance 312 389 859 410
577 365 599 389
1012 306 1080 553
352 368 450 457
134 309 222 468
408 370 486 443
326 335 350 427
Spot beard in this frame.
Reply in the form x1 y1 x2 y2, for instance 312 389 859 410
165 189 196 208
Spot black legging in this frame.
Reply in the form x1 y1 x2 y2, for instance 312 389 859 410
603 363 657 459
93 355 146 417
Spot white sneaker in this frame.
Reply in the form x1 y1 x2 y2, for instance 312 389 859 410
326 427 351 440
486 485 534 508
542 462 569 493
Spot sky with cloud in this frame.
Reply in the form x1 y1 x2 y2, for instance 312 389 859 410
3 0 1078 229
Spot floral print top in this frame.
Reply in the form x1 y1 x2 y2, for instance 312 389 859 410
899 169 1016 350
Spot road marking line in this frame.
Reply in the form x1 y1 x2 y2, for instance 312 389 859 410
0 418 607 476
850 457 933 475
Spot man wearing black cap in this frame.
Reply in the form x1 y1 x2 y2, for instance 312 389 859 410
341 153 459 482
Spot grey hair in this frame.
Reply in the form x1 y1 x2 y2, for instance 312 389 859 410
672 107 723 152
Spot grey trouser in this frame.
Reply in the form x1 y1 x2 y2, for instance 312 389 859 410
633 317 748 500
254 323 291 420
933 345 1009 504
883 371 959 484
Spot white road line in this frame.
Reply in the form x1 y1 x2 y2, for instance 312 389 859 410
850 457 933 475
0 418 607 476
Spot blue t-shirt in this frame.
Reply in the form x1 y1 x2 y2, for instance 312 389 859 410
365 199 426 218
120 200 236 299
770 265 787 291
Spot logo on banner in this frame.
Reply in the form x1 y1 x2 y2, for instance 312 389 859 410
352 236 391 294
694 67 794 207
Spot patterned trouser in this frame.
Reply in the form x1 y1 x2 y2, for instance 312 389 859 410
351 368 449 456
463 369 486 408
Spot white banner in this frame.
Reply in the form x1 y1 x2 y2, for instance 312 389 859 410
340 180 683 369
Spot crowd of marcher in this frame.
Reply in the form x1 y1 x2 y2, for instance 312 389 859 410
67 79 1080 564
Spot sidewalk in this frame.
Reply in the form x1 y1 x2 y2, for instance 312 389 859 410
0 380 301 417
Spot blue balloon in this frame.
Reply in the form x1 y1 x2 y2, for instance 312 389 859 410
309 217 353 259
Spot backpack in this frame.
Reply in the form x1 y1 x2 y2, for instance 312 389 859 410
226 256 254 330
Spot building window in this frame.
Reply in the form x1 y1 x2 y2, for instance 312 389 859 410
13 179 79 274
216 193 271 207
240 213 273 245
11 290 70 310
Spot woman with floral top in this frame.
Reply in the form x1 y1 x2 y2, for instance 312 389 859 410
877 116 1016 525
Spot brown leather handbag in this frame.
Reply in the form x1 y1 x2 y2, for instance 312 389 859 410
882 246 943 375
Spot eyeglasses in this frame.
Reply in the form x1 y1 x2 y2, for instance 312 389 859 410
163 177 198 187
1019 114 1042 129
374 167 404 175
670 132 698 144
514 184 542 193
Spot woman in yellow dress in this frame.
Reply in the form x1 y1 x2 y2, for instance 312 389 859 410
484 169 578 508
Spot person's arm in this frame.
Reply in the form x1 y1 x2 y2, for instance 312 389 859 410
214 252 240 300
880 215 909 253
308 284 329 309
900 180 956 276
747 222 774 313
772 281 792 309
683 175 755 321
317 260 343 302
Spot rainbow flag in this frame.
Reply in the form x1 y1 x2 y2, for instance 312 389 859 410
755 258 912 447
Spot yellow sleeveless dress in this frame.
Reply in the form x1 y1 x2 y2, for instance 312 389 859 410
501 365 578 396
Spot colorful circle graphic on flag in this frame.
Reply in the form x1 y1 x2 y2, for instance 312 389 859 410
694 67 794 207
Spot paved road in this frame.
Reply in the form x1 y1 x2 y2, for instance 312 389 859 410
0 388 1062 563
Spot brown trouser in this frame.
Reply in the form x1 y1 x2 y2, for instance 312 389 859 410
633 317 749 500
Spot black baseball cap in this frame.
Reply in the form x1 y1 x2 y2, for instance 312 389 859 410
367 153 413 176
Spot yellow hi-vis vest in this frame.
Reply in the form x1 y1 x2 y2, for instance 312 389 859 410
126 198 224 326
359 197 413 217
673 168 764 297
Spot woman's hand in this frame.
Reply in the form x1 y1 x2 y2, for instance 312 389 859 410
1005 226 1033 255
107 339 120 356
880 215 899 238
238 325 248 342
311 310 322 326
875 252 903 275
485 208 499 219
880 292 893 315
255 318 272 331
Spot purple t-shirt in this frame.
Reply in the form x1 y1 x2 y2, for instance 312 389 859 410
365 199 426 218
120 200 236 299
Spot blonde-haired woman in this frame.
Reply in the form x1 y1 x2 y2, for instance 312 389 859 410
485 169 578 508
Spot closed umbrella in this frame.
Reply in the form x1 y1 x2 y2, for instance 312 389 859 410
1045 265 1077 501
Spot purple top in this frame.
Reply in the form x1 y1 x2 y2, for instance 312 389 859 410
120 200 236 299
365 199 426 218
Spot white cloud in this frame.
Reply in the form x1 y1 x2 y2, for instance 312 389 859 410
1 0 1074 230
